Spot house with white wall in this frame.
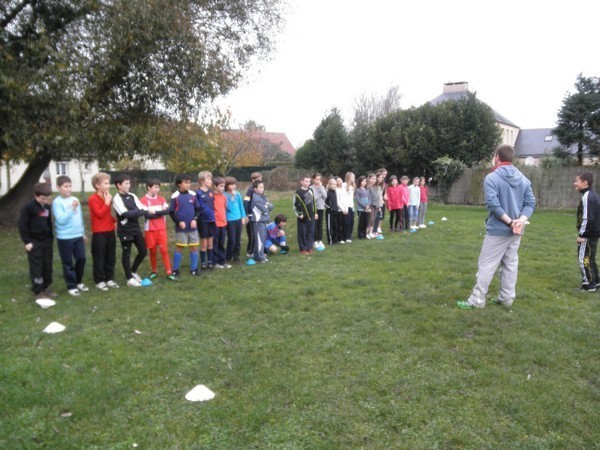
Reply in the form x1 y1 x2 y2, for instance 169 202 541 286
428 81 591 165
429 81 520 146
0 159 100 195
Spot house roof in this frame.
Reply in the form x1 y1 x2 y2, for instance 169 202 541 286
429 91 519 128
255 131 296 155
514 128 576 157
224 130 296 155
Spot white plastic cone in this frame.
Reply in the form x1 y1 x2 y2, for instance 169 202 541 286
36 299 56 309
185 384 215 402
43 322 66 333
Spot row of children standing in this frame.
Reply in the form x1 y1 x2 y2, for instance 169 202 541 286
18 170 276 301
309 170 429 246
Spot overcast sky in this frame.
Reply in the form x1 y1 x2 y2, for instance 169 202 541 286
217 0 600 148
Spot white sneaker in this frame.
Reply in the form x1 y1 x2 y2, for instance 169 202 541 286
68 288 80 296
345 239 352 243
419 224 427 229
224 263 232 269
77 283 89 292
127 278 141 287
377 228 382 234
313 242 319 249
366 234 373 240
339 240 346 244
96 282 109 291
106 280 120 289
214 264 225 269
131 273 142 282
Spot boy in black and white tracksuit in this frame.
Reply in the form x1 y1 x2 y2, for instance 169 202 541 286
575 172 600 291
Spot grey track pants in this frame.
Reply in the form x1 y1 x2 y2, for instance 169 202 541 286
468 233 522 308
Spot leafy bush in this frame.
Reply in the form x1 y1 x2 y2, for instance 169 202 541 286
433 156 465 204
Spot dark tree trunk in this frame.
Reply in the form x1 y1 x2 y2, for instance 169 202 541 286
0 152 52 227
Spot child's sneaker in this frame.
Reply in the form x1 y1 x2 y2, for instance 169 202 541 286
190 269 201 276
68 288 80 296
149 272 158 280
171 269 180 277
167 274 178 281
213 264 225 269
246 258 256 265
96 282 109 291
43 289 58 298
131 273 142 282
376 234 385 240
224 263 232 269
106 280 119 289
76 283 89 292
127 278 141 287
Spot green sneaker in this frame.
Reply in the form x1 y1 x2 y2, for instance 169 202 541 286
167 274 178 282
456 300 473 310
149 272 158 280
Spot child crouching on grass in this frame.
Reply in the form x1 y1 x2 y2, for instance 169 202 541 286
266 214 290 255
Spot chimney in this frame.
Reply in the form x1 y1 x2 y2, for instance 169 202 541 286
443 81 468 94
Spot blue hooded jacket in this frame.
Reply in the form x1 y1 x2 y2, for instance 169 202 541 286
484 165 536 236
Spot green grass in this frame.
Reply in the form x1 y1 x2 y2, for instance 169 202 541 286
1 197 598 448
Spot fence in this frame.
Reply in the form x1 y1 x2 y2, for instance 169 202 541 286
444 166 595 208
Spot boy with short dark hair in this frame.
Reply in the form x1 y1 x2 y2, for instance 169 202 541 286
293 175 317 255
197 171 216 269
112 173 149 287
250 180 273 263
141 178 175 281
574 172 600 291
88 172 119 291
266 214 290 255
212 176 230 269
18 182 55 300
52 175 88 296
169 173 201 277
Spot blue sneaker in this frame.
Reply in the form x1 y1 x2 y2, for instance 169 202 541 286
376 234 384 240
140 278 153 287
246 258 256 266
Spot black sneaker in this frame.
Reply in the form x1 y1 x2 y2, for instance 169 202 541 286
581 284 596 292
172 269 180 277
149 272 158 280
190 270 201 277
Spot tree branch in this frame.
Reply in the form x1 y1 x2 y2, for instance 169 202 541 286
0 0 33 32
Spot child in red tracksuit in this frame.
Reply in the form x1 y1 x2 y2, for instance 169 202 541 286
140 178 175 280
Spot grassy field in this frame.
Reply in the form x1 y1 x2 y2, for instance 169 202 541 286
1 195 598 449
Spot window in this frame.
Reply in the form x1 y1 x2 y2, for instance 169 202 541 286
544 135 553 142
56 162 67 176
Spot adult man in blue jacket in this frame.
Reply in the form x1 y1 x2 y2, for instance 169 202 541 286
458 144 536 309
